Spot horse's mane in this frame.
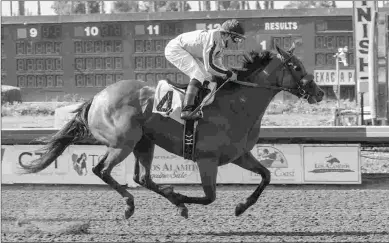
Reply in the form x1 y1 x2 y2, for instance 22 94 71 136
212 50 276 90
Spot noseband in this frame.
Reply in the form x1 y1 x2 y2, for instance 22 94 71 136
231 54 312 100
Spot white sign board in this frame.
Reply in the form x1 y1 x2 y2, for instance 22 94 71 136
2 145 127 185
353 1 378 93
246 144 303 184
314 70 355 86
2 144 362 185
1 146 15 176
141 146 199 184
66 145 127 185
302 145 361 184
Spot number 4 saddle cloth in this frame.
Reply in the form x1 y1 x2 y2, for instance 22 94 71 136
152 79 217 124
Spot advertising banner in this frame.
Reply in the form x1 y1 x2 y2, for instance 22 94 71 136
314 70 355 86
243 144 303 184
8 145 70 184
2 145 127 185
142 146 199 184
135 144 304 185
302 144 361 184
217 163 245 184
2 143 362 185
127 147 246 185
2 146 17 183
66 145 126 185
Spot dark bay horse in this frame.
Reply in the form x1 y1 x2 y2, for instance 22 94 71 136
19 45 324 219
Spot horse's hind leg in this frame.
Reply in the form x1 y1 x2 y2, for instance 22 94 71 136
132 136 154 184
92 146 136 219
231 152 271 216
132 136 188 217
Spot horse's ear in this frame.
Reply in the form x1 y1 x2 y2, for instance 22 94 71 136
288 42 296 54
275 45 282 54
275 44 289 58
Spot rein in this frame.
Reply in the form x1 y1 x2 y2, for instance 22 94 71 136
231 55 291 91
188 53 309 117
189 57 288 117
232 54 311 99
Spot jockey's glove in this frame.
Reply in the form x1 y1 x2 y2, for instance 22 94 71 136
230 72 238 81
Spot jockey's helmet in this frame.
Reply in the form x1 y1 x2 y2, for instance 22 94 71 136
221 19 246 43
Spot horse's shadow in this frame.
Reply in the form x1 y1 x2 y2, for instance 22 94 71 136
201 230 389 237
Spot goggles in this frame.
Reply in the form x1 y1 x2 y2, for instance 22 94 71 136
231 34 244 43
228 31 245 43
221 28 245 43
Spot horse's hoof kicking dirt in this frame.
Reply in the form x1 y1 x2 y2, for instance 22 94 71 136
124 206 135 219
235 203 247 216
177 204 188 219
160 185 174 194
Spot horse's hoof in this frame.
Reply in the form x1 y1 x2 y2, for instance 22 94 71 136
235 203 247 217
125 206 135 219
177 204 189 219
160 185 174 195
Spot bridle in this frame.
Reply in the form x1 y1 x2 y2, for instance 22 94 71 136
231 53 313 100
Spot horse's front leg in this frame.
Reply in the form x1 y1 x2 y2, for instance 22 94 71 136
134 150 218 218
231 152 271 216
166 157 219 217
132 136 190 217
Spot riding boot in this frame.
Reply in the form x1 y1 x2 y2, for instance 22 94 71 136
181 79 202 120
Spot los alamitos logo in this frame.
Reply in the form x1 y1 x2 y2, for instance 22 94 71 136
309 154 355 173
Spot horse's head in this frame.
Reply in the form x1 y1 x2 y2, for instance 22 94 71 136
237 45 324 104
274 44 324 103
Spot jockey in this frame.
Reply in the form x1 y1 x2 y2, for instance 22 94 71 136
164 19 246 120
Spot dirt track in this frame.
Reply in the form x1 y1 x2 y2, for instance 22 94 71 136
2 185 389 242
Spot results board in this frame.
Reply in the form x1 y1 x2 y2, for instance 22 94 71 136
72 23 124 88
1 9 359 101
14 24 64 89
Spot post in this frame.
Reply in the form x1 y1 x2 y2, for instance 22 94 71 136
334 46 348 109
368 10 378 124
387 35 389 125
336 54 340 108
85 1 89 14
99 1 104 13
360 92 364 125
37 1 41 15
387 15 389 124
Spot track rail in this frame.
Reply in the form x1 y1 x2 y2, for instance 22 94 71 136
2 126 389 145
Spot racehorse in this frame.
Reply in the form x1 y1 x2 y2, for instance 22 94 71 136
19 45 324 220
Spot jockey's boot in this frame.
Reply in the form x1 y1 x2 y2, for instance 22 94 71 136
181 79 202 120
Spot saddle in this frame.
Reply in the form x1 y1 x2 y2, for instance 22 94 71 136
152 79 215 162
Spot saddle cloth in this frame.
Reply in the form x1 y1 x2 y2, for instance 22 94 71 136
152 80 216 125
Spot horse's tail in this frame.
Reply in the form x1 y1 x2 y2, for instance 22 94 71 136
18 99 94 174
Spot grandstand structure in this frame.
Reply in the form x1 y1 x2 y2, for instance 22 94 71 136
1 5 388 122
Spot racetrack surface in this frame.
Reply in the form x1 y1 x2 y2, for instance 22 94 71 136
2 185 389 242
